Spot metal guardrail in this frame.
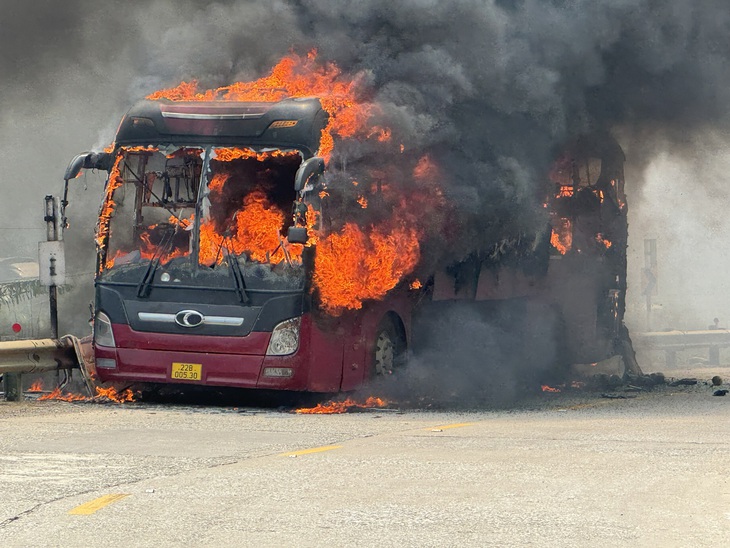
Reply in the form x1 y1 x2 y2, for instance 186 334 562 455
634 329 730 348
0 337 80 401
0 338 77 374
634 330 730 367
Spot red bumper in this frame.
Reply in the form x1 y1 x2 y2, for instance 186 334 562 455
94 314 343 392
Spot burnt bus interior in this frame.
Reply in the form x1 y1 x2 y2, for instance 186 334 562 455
426 133 632 369
104 148 304 272
82 97 330 298
545 134 630 366
105 148 199 267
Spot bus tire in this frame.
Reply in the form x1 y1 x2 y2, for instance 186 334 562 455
372 316 406 378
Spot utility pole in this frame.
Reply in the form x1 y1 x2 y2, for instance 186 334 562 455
3 197 65 401
40 195 65 339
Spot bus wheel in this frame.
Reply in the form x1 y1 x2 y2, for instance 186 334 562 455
372 317 405 377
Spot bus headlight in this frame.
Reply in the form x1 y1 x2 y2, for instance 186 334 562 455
94 311 116 347
266 317 301 356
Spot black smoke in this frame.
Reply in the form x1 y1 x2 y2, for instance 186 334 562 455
4 0 729 242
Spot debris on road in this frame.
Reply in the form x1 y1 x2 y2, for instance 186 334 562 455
667 378 698 387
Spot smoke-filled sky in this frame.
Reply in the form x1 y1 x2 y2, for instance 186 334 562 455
2 0 730 332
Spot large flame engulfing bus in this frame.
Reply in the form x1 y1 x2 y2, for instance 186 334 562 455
63 60 635 394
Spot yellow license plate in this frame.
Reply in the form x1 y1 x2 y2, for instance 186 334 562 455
171 362 202 381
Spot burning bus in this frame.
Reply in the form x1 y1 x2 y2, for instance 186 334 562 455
61 55 636 395
64 97 420 392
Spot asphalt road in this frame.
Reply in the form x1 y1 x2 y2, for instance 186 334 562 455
1 378 729 547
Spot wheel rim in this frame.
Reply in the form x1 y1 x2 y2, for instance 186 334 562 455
374 330 395 376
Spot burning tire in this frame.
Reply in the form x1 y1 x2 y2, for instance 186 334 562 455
372 315 406 378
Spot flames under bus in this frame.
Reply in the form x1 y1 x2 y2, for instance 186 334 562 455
65 98 408 393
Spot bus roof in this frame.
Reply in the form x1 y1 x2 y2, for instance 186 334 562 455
114 97 328 157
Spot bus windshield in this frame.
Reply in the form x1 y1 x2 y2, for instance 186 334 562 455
98 146 310 291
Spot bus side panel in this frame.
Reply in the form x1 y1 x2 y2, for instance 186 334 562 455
340 313 367 392
340 295 413 392
303 314 345 393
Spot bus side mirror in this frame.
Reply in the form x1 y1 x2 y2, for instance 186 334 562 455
287 226 308 245
64 152 113 181
294 157 325 192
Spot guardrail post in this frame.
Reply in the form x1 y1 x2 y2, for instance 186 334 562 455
709 346 720 365
3 373 23 402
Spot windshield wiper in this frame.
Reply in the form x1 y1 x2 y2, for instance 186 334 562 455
223 238 249 304
137 226 176 298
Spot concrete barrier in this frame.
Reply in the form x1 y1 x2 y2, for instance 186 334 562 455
634 330 730 367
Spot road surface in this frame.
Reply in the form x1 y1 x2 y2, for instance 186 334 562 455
1 376 729 547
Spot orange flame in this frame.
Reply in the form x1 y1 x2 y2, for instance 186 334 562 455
550 218 572 255
199 190 288 266
295 396 388 414
214 147 300 163
368 126 392 142
596 233 612 249
138 228 190 264
38 386 136 403
313 215 421 315
198 147 315 265
557 185 574 198
541 385 561 393
413 154 440 183
208 172 229 194
97 154 125 265
168 215 191 229
610 179 627 209
94 386 136 403
148 51 379 161
124 55 439 312
410 279 422 290
28 380 44 392
38 387 88 402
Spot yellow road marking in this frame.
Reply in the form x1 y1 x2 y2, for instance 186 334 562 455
280 444 342 457
428 422 476 431
68 494 130 515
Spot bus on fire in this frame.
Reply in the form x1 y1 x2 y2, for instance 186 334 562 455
63 93 634 394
